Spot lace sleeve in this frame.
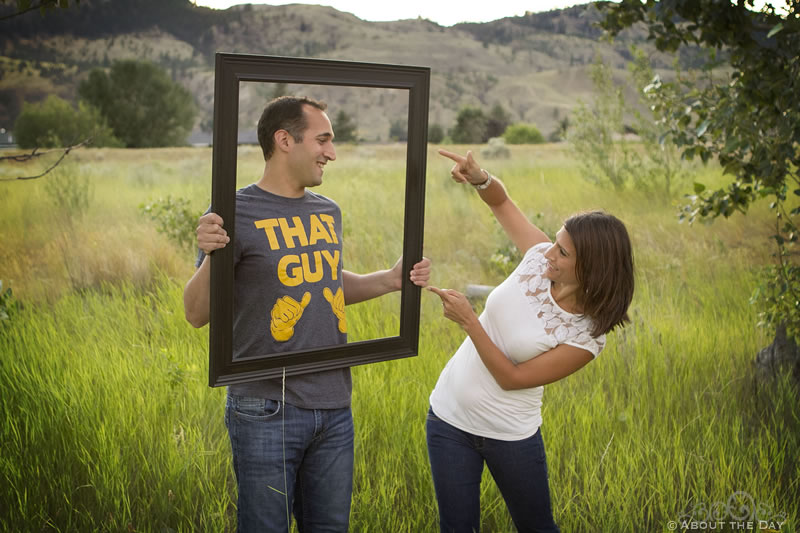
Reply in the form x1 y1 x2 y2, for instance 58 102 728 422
516 243 605 357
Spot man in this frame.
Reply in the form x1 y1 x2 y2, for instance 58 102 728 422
183 96 430 532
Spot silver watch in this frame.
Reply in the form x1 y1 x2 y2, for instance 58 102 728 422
474 169 493 190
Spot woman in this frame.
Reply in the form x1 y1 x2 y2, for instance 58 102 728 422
426 149 634 533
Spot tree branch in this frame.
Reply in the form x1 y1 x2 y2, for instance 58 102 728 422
0 0 58 22
0 138 91 181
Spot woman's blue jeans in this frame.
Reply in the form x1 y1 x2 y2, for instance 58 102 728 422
426 407 560 533
225 393 354 533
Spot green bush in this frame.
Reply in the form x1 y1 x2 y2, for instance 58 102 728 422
13 95 121 149
502 123 545 144
140 196 203 251
428 123 445 144
566 57 634 191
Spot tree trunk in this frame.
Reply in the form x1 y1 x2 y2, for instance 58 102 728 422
755 322 800 383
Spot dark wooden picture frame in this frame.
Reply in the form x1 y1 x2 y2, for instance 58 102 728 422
209 53 430 387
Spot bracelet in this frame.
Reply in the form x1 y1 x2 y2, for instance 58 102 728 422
474 169 493 190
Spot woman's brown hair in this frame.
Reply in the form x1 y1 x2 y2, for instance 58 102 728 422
564 210 634 337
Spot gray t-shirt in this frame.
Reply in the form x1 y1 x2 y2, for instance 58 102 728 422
198 184 351 408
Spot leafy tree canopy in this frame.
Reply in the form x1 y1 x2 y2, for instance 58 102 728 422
450 106 488 144
428 123 445 144
601 0 798 219
389 119 407 142
600 0 800 341
0 0 78 22
14 94 120 149
332 110 357 143
486 103 512 139
79 59 196 148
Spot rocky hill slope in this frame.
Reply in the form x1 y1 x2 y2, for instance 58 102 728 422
0 0 683 142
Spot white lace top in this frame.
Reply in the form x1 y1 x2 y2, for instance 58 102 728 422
516 246 604 354
429 242 604 440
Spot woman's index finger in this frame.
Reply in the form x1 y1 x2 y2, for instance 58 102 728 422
437 149 464 163
427 286 447 300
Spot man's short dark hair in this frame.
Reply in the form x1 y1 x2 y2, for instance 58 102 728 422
257 96 327 161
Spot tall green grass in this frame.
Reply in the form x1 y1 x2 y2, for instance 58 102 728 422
1 144 797 531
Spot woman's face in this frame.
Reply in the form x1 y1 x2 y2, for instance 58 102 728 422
543 226 579 286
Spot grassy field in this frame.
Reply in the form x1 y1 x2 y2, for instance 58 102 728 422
1 144 797 532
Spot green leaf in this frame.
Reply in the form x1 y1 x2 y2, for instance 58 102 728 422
693 182 706 194
722 163 740 176
767 22 784 38
696 119 710 138
723 136 740 153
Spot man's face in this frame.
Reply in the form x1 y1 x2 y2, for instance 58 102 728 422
287 105 336 189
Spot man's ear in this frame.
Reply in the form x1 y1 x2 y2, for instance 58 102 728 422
274 129 292 153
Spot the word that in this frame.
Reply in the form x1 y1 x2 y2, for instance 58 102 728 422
255 214 338 250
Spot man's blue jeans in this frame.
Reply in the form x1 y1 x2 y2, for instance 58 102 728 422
426 407 560 533
225 393 354 533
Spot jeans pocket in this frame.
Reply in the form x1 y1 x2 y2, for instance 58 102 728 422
529 428 547 465
232 396 282 422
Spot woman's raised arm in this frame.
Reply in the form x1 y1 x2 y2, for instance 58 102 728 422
438 149 550 253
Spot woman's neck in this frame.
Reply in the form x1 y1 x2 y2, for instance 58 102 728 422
550 280 583 314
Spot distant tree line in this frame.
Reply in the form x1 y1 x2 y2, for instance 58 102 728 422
444 103 547 145
382 102 549 145
14 59 195 148
335 102 551 145
15 67 555 149
317 105 548 146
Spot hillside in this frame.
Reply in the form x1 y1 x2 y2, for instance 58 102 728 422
0 0 682 142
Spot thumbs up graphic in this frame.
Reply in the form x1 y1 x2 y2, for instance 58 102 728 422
323 287 347 334
270 292 312 342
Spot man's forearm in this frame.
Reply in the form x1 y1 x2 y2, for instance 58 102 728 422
342 269 399 305
184 255 211 327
